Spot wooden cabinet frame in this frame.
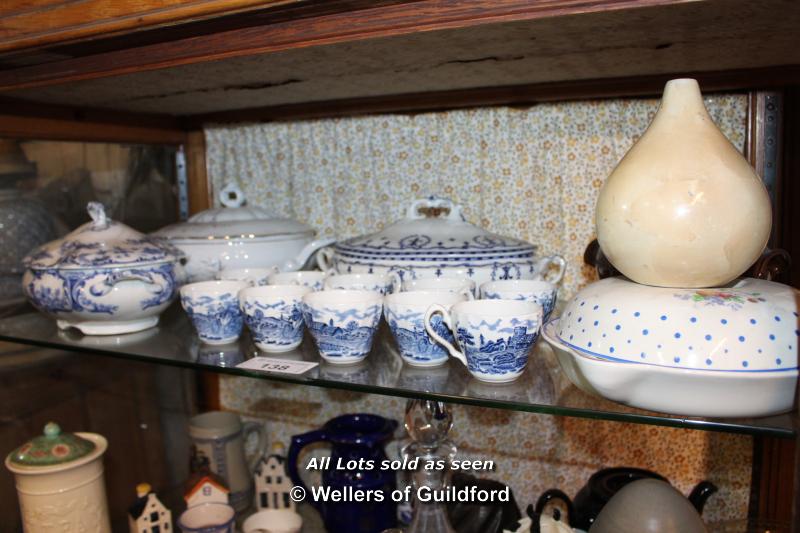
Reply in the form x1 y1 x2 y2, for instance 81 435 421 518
1 1 798 528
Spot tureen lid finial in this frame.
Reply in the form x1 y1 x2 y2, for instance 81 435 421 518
44 422 61 438
87 201 109 230
219 182 246 208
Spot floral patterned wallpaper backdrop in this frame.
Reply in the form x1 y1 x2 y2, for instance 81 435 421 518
206 94 747 297
206 94 752 525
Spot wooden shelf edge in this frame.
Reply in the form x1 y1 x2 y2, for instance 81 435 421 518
191 65 800 126
0 0 684 92
0 113 186 144
0 0 300 55
3 65 799 139
0 97 186 144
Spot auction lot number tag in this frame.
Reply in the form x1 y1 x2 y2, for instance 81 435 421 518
236 357 318 375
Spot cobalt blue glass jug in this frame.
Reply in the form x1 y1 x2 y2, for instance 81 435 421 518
287 413 398 533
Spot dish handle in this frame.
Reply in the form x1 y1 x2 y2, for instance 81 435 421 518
535 255 566 284
316 245 337 274
423 304 468 367
88 269 172 299
284 237 336 272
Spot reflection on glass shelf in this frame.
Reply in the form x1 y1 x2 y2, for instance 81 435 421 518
0 306 796 437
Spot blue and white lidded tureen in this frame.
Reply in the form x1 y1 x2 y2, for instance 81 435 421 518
318 197 566 287
22 202 182 335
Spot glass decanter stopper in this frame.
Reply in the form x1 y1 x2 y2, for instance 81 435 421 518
403 400 457 533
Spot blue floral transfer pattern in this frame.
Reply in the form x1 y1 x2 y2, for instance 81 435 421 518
243 299 305 348
25 235 180 269
24 263 177 315
455 320 539 377
303 304 382 358
385 308 453 363
182 292 244 342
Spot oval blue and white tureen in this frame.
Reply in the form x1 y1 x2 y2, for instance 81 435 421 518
318 197 566 286
22 202 181 335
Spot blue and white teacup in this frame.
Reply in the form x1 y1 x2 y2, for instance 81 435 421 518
480 279 558 321
401 277 476 300
302 289 383 364
384 290 467 367
323 273 400 294
424 299 543 383
240 285 312 352
268 270 327 291
180 280 249 345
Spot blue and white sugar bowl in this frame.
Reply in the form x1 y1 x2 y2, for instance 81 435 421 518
22 202 182 335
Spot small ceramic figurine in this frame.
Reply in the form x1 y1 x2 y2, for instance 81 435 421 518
254 443 295 511
128 483 172 533
185 454 230 508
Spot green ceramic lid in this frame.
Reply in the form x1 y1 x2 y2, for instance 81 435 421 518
9 422 95 466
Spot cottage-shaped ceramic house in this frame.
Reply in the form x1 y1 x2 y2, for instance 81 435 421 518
128 483 172 533
254 446 294 511
185 470 230 508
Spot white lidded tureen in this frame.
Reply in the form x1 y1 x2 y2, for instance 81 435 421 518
153 183 334 282
318 196 566 286
22 202 181 335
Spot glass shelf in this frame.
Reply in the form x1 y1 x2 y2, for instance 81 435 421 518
0 306 796 438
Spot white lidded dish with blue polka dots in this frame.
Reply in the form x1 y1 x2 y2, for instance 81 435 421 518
555 277 798 372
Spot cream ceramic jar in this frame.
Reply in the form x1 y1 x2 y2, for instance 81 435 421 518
5 423 111 533
596 79 771 288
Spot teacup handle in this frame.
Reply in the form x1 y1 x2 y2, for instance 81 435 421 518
461 287 475 301
423 304 468 367
536 255 566 284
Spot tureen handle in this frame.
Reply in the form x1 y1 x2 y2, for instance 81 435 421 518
406 196 464 221
219 182 246 208
87 202 110 230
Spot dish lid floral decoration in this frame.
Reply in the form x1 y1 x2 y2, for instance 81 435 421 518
9 422 95 466
23 202 182 270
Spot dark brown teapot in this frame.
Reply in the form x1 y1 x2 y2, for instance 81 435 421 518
532 467 717 531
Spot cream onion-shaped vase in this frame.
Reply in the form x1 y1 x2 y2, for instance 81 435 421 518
595 78 771 288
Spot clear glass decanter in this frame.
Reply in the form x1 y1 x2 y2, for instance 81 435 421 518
403 399 457 533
